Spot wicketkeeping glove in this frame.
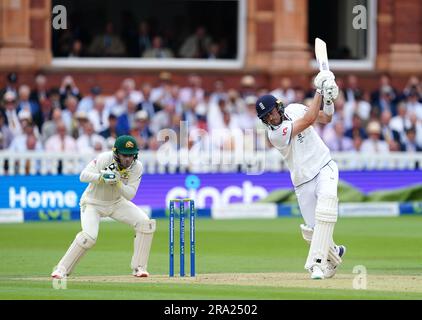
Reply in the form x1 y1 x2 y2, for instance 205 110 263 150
100 169 120 185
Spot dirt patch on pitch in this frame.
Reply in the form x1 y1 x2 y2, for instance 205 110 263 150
24 272 422 293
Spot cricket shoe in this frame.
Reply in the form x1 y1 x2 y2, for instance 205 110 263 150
51 266 67 279
133 267 149 278
324 245 347 279
310 265 325 280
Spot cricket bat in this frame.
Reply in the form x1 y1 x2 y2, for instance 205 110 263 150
315 38 333 104
315 38 329 71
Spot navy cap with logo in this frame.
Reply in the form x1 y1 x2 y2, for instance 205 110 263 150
255 94 279 119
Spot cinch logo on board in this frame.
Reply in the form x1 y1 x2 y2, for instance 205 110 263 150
165 175 268 209
9 187 78 209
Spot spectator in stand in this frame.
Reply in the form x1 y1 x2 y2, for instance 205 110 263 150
62 95 79 137
373 84 397 116
2 91 22 137
59 76 81 107
138 83 161 119
403 76 422 100
17 85 42 130
352 135 363 152
389 102 411 144
207 97 227 131
211 110 241 152
400 126 422 152
343 89 371 130
371 73 398 111
9 123 43 152
239 75 256 98
343 74 361 103
143 36 174 58
68 39 84 57
100 113 121 141
0 112 13 150
45 121 78 153
179 74 204 106
210 79 227 105
361 121 389 153
135 21 152 57
270 77 295 105
77 85 102 113
207 42 222 59
88 22 126 57
131 110 153 150
237 95 258 130
150 71 173 106
38 97 52 127
408 113 422 149
324 121 354 152
179 26 212 59
115 96 139 136
194 91 210 131
345 113 368 140
76 110 92 136
47 87 63 110
42 107 64 142
104 89 128 117
405 87 422 120
121 78 143 106
226 89 244 114
379 110 400 149
150 101 177 134
30 73 49 106
77 121 107 153
17 110 40 139
0 72 18 100
88 96 109 133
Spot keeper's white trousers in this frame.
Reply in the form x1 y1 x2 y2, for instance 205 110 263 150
294 160 339 228
80 199 149 240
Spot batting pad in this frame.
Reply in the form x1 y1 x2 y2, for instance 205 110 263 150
57 231 96 276
305 195 338 270
131 219 156 270
300 224 342 267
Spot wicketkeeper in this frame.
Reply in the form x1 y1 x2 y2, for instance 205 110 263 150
256 71 346 279
51 135 156 279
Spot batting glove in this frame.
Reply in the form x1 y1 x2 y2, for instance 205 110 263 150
313 70 335 90
322 79 339 105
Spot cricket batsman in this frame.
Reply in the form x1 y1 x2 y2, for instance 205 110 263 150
256 71 345 279
51 135 156 279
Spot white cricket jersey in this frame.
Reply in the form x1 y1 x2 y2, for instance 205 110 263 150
79 151 143 206
268 103 331 187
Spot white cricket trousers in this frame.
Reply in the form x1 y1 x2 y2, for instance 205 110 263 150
80 199 150 240
294 160 339 228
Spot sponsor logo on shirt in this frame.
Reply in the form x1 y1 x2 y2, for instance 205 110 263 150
297 133 304 143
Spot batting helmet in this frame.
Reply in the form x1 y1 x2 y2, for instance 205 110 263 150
255 94 285 122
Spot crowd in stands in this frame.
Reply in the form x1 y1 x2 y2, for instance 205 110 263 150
1 71 422 159
55 21 233 60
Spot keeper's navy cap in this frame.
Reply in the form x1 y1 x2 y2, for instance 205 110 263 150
256 94 278 119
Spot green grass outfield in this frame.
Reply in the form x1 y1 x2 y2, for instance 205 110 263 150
0 216 421 300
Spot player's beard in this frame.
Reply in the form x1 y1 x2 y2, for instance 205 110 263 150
116 154 135 170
